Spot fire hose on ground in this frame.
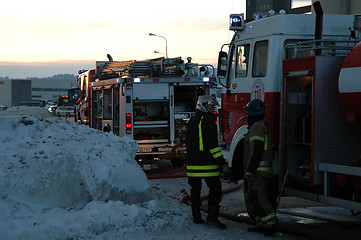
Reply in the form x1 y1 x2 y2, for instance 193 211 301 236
147 165 243 207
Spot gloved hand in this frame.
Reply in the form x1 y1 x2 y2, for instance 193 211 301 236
244 172 254 190
244 172 254 180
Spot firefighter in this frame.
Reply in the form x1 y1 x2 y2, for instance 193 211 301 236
185 95 226 229
243 99 278 235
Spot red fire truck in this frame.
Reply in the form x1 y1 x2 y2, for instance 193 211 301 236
69 57 220 168
217 4 361 212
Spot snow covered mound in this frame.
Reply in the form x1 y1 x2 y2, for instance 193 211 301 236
0 106 53 117
0 115 151 209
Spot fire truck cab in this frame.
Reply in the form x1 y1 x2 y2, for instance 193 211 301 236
218 10 361 212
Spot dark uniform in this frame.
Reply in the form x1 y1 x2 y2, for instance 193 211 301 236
244 119 278 231
186 109 226 228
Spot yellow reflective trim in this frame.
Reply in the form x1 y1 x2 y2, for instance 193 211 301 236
210 147 221 154
187 172 220 177
264 135 268 150
257 167 273 172
249 136 264 142
261 212 275 222
187 165 220 170
213 152 223 158
198 116 204 151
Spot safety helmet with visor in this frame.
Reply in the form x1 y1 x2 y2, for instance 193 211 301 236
245 99 265 117
196 95 219 113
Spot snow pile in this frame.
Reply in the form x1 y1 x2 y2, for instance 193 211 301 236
0 115 151 209
0 106 53 118
0 108 291 240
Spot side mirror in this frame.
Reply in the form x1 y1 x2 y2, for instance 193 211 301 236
217 51 228 77
68 88 80 103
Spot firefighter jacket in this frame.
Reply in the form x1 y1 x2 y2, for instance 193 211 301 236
186 110 225 178
244 120 273 178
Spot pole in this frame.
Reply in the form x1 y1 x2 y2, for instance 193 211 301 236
149 33 168 58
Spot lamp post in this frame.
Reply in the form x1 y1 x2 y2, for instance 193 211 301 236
154 50 166 56
149 33 168 58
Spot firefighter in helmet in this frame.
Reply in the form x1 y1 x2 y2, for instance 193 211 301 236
185 95 226 229
243 99 278 235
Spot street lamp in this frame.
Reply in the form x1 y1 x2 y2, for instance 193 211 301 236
154 50 166 56
149 33 168 58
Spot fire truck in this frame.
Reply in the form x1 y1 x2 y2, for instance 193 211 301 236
217 4 361 212
69 57 219 167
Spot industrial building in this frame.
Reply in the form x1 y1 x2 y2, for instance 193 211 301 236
0 78 76 108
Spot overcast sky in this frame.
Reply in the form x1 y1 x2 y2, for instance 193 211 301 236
0 0 310 78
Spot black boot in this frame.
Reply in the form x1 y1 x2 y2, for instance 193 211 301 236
263 218 278 236
248 218 277 236
206 205 226 229
191 204 205 224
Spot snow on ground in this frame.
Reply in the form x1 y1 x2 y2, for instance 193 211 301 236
0 107 295 240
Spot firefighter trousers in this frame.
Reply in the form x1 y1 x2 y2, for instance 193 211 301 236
188 177 222 207
247 174 277 221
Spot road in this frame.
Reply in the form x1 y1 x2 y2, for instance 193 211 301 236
149 162 361 240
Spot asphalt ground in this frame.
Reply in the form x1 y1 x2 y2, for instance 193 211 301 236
148 160 361 240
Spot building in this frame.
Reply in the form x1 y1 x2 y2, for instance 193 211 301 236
0 78 76 107
31 79 76 102
0 80 31 107
245 0 361 20
313 0 361 15
246 0 292 20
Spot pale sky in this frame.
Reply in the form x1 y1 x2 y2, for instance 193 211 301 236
0 0 309 78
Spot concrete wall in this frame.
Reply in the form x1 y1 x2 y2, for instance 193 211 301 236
0 80 12 107
245 0 361 19
0 80 31 107
312 0 361 15
11 80 32 106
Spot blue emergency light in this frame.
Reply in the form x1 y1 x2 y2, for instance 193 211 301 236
229 14 245 31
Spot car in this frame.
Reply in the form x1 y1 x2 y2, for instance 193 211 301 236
48 105 57 114
55 106 75 117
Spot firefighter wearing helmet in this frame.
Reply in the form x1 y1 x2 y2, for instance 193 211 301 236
243 99 278 235
185 95 226 229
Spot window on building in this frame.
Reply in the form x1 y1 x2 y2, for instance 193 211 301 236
236 44 250 78
252 40 268 77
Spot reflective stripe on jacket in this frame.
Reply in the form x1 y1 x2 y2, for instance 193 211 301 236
244 120 274 177
186 110 224 178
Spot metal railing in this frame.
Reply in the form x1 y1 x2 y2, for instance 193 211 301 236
284 39 358 59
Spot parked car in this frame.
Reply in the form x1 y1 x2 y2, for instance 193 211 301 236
48 105 57 114
55 106 75 117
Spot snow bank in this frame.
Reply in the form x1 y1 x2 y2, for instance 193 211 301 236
0 106 53 118
0 115 151 210
0 108 295 239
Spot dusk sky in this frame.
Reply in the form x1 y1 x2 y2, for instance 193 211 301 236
0 0 309 78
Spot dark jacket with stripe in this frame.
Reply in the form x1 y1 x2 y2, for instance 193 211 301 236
186 110 225 177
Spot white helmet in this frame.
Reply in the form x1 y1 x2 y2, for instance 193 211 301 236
196 95 219 113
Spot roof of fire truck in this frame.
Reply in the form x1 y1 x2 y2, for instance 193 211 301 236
233 13 354 41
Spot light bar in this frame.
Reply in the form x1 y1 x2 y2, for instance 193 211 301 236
229 14 245 31
134 78 141 82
